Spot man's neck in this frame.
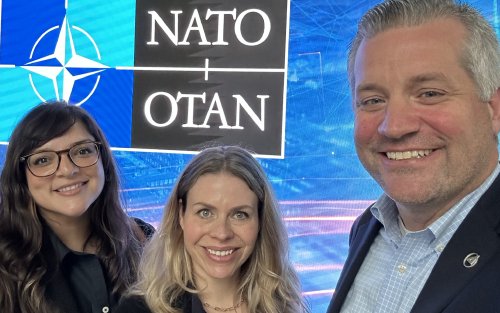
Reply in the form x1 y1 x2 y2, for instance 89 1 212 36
397 204 450 231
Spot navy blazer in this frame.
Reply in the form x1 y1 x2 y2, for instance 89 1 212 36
327 173 500 313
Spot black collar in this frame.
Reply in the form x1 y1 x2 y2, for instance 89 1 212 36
42 219 93 263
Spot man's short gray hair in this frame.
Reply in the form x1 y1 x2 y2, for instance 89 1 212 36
348 0 500 103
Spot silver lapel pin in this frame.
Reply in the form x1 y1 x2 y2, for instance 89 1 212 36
463 253 480 268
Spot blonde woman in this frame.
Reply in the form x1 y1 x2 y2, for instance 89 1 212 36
116 146 309 313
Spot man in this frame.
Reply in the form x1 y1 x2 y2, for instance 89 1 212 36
327 0 500 312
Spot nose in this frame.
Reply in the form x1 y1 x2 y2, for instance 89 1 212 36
378 97 420 139
55 153 79 176
209 217 234 241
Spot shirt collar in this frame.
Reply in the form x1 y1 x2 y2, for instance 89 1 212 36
371 193 402 243
43 220 73 263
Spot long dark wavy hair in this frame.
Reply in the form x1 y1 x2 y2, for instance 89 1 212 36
0 101 143 312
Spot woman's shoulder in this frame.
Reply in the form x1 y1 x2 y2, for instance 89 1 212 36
131 217 156 240
115 295 152 313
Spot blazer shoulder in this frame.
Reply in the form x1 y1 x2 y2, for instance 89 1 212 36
349 204 375 245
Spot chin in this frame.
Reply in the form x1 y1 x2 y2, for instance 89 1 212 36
207 268 239 280
51 205 92 219
387 191 438 206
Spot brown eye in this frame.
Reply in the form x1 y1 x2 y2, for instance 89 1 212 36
77 148 92 155
33 157 49 165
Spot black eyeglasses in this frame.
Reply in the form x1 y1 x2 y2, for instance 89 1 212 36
20 141 102 177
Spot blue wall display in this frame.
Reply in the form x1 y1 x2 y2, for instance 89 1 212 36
1 0 498 311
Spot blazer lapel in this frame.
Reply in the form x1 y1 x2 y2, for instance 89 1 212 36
411 174 500 313
327 215 382 312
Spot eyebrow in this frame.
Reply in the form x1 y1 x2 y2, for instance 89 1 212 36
408 73 449 85
32 139 96 154
355 83 388 96
193 201 256 211
355 73 451 96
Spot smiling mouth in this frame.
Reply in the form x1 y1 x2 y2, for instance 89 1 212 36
207 248 235 256
386 150 434 161
56 182 85 192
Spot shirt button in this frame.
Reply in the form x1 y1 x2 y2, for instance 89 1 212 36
438 245 445 252
102 307 109 313
398 264 407 274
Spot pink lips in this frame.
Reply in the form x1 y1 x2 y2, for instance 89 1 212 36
54 181 88 196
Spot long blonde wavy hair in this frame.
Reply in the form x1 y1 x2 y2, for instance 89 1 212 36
129 146 309 312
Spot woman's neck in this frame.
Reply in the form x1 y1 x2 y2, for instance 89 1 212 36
42 210 95 253
196 275 244 311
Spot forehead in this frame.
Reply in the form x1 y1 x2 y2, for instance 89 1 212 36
354 18 469 89
187 173 257 204
34 121 94 151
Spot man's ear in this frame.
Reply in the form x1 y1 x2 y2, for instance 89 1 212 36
487 87 500 135
179 200 185 230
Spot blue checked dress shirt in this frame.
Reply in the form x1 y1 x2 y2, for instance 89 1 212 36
340 164 500 313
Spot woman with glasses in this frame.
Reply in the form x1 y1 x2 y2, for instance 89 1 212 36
0 101 154 313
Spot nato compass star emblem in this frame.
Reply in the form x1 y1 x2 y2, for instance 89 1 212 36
21 15 109 106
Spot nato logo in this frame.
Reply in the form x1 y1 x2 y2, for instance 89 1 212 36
22 14 108 105
0 0 135 147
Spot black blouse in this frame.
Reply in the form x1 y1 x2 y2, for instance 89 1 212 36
43 218 155 313
116 293 207 313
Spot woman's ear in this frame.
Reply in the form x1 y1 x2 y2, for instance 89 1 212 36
179 200 185 230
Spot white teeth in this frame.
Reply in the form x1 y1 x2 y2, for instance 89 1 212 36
386 150 433 160
207 248 234 256
58 182 84 192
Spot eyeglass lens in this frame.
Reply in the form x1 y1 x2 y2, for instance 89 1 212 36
27 142 99 177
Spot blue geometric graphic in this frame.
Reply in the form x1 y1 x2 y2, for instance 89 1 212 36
0 0 135 147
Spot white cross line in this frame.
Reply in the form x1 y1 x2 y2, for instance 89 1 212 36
116 59 285 80
0 65 285 72
115 66 285 72
116 57 284 80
